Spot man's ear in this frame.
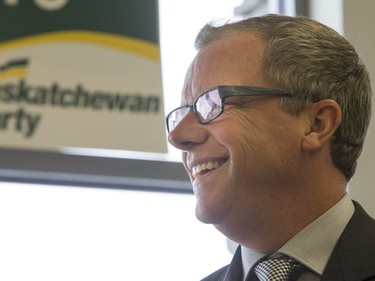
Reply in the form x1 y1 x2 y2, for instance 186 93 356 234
302 99 341 152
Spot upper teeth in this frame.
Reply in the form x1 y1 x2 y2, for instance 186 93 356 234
192 161 221 178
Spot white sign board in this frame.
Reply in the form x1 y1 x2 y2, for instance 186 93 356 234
0 0 167 153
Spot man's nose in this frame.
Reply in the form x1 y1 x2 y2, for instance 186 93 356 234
167 111 209 150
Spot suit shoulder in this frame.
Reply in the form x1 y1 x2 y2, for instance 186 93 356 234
350 201 375 238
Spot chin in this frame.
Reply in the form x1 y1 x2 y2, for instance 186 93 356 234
194 202 227 225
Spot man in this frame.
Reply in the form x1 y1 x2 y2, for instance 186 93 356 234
166 14 375 280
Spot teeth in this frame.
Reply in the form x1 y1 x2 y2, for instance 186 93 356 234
192 161 221 178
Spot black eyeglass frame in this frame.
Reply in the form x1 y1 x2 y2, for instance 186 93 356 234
166 85 293 133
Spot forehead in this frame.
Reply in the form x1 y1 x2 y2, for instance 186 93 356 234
181 32 269 105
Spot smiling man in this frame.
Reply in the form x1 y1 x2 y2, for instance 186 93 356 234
166 14 375 281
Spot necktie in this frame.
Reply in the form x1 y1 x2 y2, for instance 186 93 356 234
253 256 303 281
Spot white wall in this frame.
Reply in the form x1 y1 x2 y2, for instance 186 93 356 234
309 0 343 34
310 0 375 218
342 0 375 218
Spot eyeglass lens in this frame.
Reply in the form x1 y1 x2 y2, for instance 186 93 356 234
168 88 223 132
168 106 190 132
195 88 222 122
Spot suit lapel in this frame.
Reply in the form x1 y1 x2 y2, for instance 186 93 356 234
200 246 243 281
222 246 244 281
321 201 375 280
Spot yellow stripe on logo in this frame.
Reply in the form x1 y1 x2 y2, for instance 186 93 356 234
0 31 160 62
0 68 28 81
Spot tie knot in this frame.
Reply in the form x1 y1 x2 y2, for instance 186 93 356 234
254 256 302 281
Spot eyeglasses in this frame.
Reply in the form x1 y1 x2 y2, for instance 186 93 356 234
166 85 292 133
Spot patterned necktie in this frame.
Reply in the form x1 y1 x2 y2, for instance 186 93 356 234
254 256 303 281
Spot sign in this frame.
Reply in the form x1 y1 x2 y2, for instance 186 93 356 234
0 0 167 153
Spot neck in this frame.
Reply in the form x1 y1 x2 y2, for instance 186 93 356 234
215 174 347 253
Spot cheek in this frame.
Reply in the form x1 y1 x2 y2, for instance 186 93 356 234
215 115 302 181
214 114 267 159
210 119 263 184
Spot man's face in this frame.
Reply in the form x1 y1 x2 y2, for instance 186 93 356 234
168 33 307 239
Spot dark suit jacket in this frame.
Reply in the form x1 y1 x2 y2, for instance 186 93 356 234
201 201 375 281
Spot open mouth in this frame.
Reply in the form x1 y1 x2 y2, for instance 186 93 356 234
191 160 224 179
